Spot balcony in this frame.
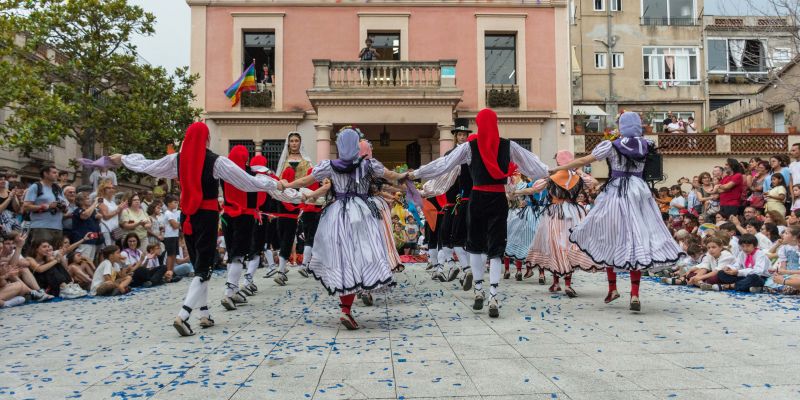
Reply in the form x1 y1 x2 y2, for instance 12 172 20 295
241 87 273 109
641 17 699 26
307 59 463 111
707 72 769 85
575 131 794 156
486 84 519 108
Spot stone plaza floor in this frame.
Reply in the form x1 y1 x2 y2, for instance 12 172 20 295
1 265 799 400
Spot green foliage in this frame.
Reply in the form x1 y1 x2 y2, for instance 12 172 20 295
241 89 272 108
486 86 520 108
0 0 201 179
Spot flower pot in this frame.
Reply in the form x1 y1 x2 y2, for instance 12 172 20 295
788 126 797 134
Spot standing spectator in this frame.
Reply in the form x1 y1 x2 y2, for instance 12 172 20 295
146 199 164 248
696 172 719 217
119 193 150 251
685 116 697 133
162 195 181 276
359 37 379 61
668 185 686 228
764 155 790 193
61 185 77 241
765 173 788 216
716 158 745 218
790 143 800 188
71 192 102 263
97 180 127 247
153 179 168 199
0 173 20 236
662 112 674 132
22 165 67 250
88 167 117 194
140 191 154 214
746 161 769 212
57 171 71 187
403 215 420 255
665 119 684 134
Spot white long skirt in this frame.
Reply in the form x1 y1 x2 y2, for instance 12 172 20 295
504 206 540 261
527 202 601 276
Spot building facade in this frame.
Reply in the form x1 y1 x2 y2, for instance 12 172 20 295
188 0 572 170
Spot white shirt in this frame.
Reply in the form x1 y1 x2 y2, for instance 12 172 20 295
163 209 181 238
90 260 121 295
89 170 118 192
666 122 683 133
685 122 697 134
414 141 549 182
789 160 800 185
734 249 771 277
696 250 736 271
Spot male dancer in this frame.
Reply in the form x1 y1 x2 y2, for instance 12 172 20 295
297 168 326 277
409 109 549 318
240 154 272 294
110 122 295 336
220 145 255 311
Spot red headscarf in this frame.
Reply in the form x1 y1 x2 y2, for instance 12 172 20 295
178 122 210 234
468 108 516 180
250 155 269 207
222 145 249 217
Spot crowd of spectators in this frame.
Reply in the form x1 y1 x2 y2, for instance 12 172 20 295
0 165 193 308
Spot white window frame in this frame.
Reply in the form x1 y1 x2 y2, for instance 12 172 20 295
651 111 696 132
595 52 607 69
611 0 622 11
594 0 605 12
612 52 624 69
642 46 700 85
706 37 770 74
640 0 697 25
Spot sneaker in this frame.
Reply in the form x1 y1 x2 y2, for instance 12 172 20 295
700 283 720 291
199 316 215 328
30 289 54 302
488 295 500 318
461 271 473 291
221 296 237 310
142 281 153 288
274 272 288 286
232 292 248 304
298 266 310 278
173 317 195 337
263 266 278 278
473 290 485 310
749 287 763 293
60 286 84 299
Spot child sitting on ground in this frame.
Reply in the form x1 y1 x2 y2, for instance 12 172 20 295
67 251 96 290
718 222 740 258
763 225 800 295
682 234 736 287
90 245 132 296
702 234 770 292
661 242 704 283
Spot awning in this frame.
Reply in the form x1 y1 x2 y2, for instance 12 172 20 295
573 105 608 116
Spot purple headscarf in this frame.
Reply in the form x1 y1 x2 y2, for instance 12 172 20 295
612 112 649 159
330 128 363 173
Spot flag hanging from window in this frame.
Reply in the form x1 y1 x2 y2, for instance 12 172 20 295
224 62 257 106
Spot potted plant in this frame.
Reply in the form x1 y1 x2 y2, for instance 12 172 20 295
573 109 588 134
716 108 729 134
643 107 655 134
786 110 797 134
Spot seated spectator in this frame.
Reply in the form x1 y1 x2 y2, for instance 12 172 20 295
120 233 146 270
764 210 787 234
668 185 686 229
66 251 95 290
173 235 194 277
761 222 781 246
682 235 736 287
702 234 770 292
660 240 703 282
131 243 172 288
718 222 740 258
655 187 672 220
764 225 800 294
0 233 53 304
788 209 800 226
90 245 131 296
25 238 86 298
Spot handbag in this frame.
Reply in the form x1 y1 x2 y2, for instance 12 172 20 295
100 221 125 241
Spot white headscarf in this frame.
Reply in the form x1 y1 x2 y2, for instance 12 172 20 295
276 131 312 177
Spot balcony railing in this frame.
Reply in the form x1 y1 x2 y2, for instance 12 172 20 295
486 84 519 108
312 60 457 90
641 17 698 26
577 132 793 156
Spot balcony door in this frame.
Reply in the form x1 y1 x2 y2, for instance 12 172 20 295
368 32 400 61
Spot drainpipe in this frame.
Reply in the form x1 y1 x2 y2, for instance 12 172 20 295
606 4 615 125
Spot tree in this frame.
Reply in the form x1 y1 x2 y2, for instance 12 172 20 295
0 0 201 183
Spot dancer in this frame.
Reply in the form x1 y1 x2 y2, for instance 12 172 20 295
273 132 313 286
296 168 327 278
503 172 538 281
409 108 549 318
551 112 684 311
242 154 272 294
435 119 474 285
219 145 255 310
281 127 407 330
110 122 295 336
524 150 601 297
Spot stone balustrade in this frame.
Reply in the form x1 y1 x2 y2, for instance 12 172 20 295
312 59 457 90
575 132 800 156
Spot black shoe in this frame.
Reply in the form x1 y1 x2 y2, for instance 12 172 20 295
461 271 473 291
515 271 523 281
630 297 641 312
361 292 374 306
565 287 577 298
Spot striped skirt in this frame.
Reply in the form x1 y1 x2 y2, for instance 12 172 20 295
569 176 684 271
504 206 539 261
308 197 395 296
372 197 403 270
526 202 601 276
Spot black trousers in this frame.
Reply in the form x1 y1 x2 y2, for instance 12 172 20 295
424 213 444 250
34 263 71 296
266 218 280 250
250 219 268 256
450 202 469 247
131 266 167 287
439 205 456 248
717 271 766 292
466 191 508 259
300 211 320 248
182 210 218 281
276 217 298 259
221 213 255 259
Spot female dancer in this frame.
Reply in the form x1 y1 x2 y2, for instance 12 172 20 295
281 128 407 329
273 132 313 286
523 150 601 297
503 172 539 281
551 112 683 311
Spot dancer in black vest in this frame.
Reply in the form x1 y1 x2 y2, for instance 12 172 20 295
410 109 549 318
110 122 295 336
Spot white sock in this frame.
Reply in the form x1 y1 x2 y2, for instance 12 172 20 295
245 256 259 283
179 277 204 320
454 247 470 271
429 249 438 265
470 253 485 290
303 246 312 266
489 258 502 296
440 247 454 263
2 296 25 307
195 281 210 319
265 250 274 267
278 256 287 273
225 259 244 297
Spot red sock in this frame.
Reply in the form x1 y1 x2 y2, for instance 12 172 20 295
515 260 522 272
630 270 641 297
606 267 617 292
564 274 572 287
504 257 510 272
552 274 560 284
340 294 356 314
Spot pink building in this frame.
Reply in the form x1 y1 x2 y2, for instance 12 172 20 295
188 0 572 169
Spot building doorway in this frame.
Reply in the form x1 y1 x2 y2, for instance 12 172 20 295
331 124 436 170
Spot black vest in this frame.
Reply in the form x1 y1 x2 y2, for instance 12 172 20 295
469 139 511 186
458 162 473 197
177 150 219 201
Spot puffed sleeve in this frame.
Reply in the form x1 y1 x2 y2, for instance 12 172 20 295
312 160 332 181
591 140 614 161
509 141 549 180
121 154 178 179
369 158 386 178
414 143 470 180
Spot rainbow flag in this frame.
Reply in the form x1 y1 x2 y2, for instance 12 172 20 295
224 62 257 106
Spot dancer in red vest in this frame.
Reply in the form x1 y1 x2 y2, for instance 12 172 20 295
110 122 295 336
409 109 549 318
